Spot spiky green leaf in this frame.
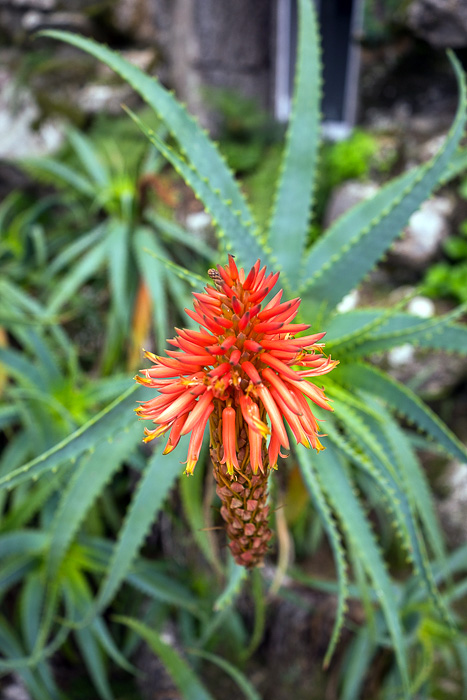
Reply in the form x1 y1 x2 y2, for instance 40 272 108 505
115 616 215 700
39 31 251 225
299 52 467 311
314 444 410 695
46 422 141 581
335 363 467 463
125 109 266 270
296 443 349 667
95 439 185 612
189 649 262 700
268 0 321 289
0 385 141 492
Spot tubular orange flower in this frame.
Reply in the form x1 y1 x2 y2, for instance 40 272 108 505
136 255 338 567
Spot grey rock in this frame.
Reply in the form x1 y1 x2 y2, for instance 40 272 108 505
97 48 156 78
323 180 379 229
389 349 467 400
438 461 467 547
108 0 156 43
407 295 436 318
77 84 135 115
22 9 92 32
391 196 454 268
408 0 467 48
0 67 64 158
185 211 212 235
2 678 31 700
387 343 416 368
336 289 360 313
0 0 55 7
159 0 272 132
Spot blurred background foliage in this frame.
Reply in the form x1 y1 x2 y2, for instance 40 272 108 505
1 2 467 699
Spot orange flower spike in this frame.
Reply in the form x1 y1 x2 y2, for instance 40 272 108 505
222 406 239 475
268 430 283 469
239 393 270 438
185 403 214 475
248 402 264 474
136 257 338 568
180 391 214 436
163 413 189 454
256 384 289 450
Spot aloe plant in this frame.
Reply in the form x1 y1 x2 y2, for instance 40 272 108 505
19 126 216 372
1 0 467 697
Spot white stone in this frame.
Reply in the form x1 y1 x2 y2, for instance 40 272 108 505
407 295 436 318
78 84 132 115
324 180 379 229
336 289 359 313
392 196 453 268
438 462 467 547
2 679 30 700
387 343 415 367
185 211 212 234
0 69 63 158
8 0 55 7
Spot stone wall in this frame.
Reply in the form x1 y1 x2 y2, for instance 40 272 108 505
1 0 467 165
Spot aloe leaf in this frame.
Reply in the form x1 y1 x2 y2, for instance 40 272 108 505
0 618 53 700
47 237 107 314
0 432 30 486
296 443 349 667
0 577 64 673
330 397 450 625
0 531 48 558
2 472 69 531
133 227 169 349
315 444 410 695
189 649 262 700
40 31 251 223
95 439 185 613
48 224 106 276
376 405 445 561
0 556 36 597
146 212 217 260
64 576 119 700
340 627 377 700
337 303 467 358
125 109 266 270
92 616 137 675
19 571 45 652
417 322 467 354
127 563 201 616
75 624 115 700
20 156 95 197
115 616 215 700
325 310 467 356
180 450 223 575
140 245 206 289
442 146 467 182
268 0 321 290
214 559 248 611
335 362 467 463
78 537 202 614
18 329 62 386
18 575 60 698
299 52 467 310
82 375 134 405
0 384 142 492
107 220 130 325
0 348 46 390
67 126 110 188
0 404 18 430
46 422 141 581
